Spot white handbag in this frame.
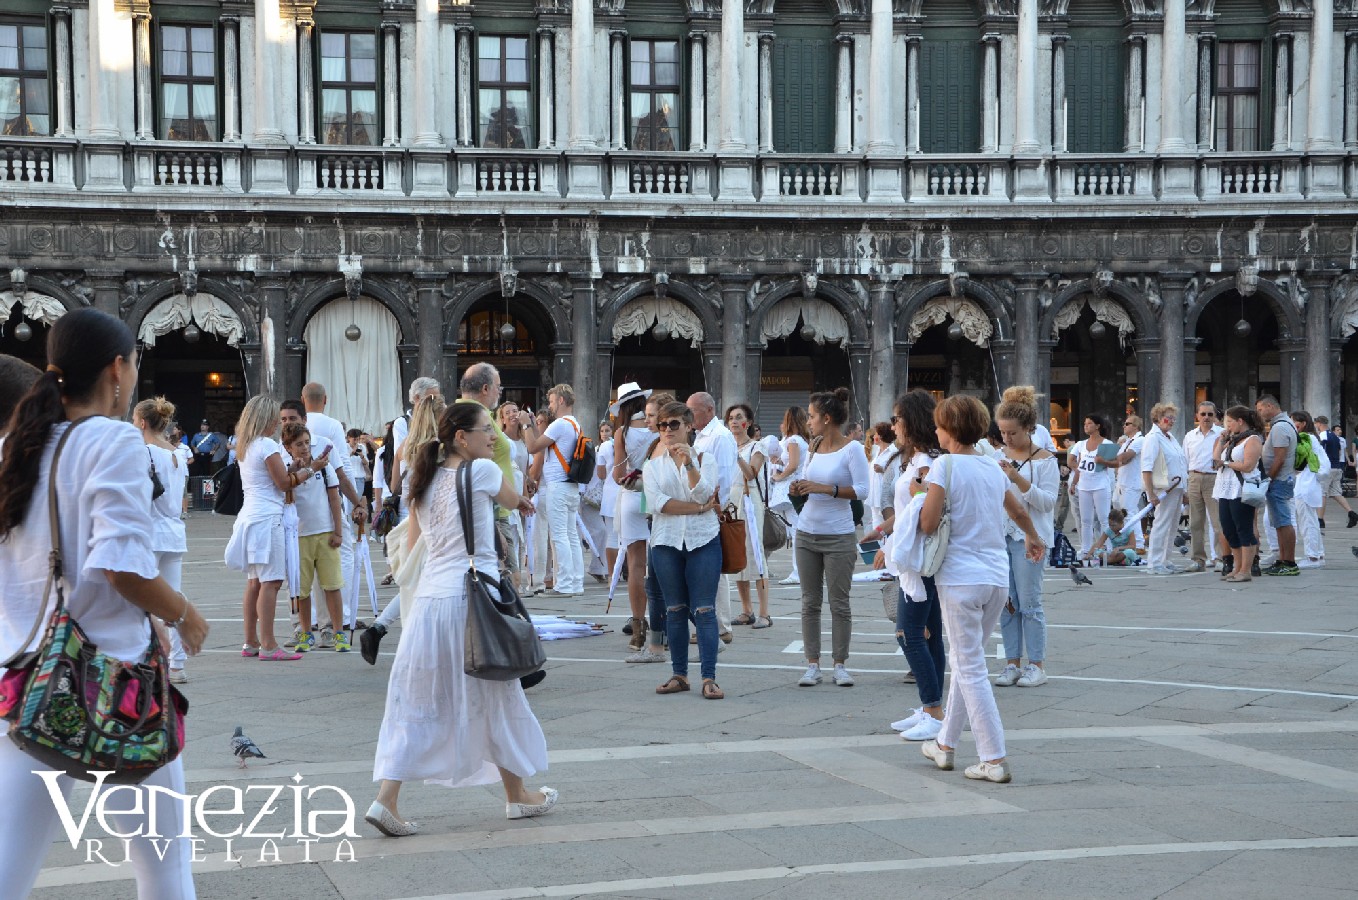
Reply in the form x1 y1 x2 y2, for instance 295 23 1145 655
919 455 953 578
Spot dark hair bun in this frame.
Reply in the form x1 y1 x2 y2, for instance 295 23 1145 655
833 387 850 403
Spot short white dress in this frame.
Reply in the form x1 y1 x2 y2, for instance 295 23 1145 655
373 459 548 787
614 426 654 546
224 437 286 583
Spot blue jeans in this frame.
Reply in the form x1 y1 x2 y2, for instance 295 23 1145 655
650 536 722 682
1266 477 1295 528
1002 536 1047 664
896 578 945 708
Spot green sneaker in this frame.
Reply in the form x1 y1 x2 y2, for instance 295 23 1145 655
295 631 315 653
333 631 352 653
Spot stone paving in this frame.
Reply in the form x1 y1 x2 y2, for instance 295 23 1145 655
29 510 1358 899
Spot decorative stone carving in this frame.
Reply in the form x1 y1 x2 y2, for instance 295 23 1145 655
909 298 994 347
614 297 704 348
948 272 970 298
1051 295 1135 348
180 268 199 298
801 273 817 298
1236 265 1259 297
499 267 519 298
1091 270 1115 298
56 274 93 307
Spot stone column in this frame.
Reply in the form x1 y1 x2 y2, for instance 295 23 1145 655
133 12 152 139
253 0 284 142
834 34 853 153
87 271 123 319
255 275 291 399
981 34 1000 153
382 21 401 145
866 0 895 154
569 0 596 149
1277 339 1306 413
456 26 473 146
86 0 121 138
990 339 1015 396
413 0 440 146
538 28 556 148
688 31 706 151
1158 0 1187 151
52 6 74 137
1274 33 1292 150
849 343 872 426
719 0 744 150
1304 276 1333 415
414 274 447 385
1157 272 1192 436
221 15 241 141
570 276 599 427
1308 0 1336 150
1125 34 1144 151
905 35 921 153
610 30 626 149
1036 339 1057 412
702 346 724 402
868 281 896 425
720 277 751 409
1014 275 1044 389
758 33 774 152
1132 337 1162 422
1346 31 1357 147
1015 0 1039 151
1197 34 1213 149
297 16 316 143
1051 34 1068 153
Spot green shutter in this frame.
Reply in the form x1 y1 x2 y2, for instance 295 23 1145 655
1067 38 1123 153
919 39 979 153
772 33 834 153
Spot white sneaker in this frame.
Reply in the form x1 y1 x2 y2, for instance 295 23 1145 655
891 708 927 732
994 663 1021 687
921 739 954 770
900 716 943 742
833 664 854 687
797 664 822 686
1298 558 1323 569
779 574 800 585
964 761 1012 783
1016 663 1048 687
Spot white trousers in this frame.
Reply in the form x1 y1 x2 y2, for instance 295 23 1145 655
1076 486 1111 556
0 740 196 898
1147 487 1184 569
937 583 1008 761
156 551 187 667
545 481 584 593
579 502 608 577
1295 497 1324 559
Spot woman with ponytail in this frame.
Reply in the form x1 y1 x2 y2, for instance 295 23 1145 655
134 395 191 683
0 308 207 897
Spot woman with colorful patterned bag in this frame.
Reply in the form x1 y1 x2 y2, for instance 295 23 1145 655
0 309 208 897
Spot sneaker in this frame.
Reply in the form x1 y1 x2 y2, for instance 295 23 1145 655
833 664 854 687
921 739 954 770
1219 556 1234 578
901 716 943 742
995 663 1022 687
1150 565 1178 575
241 644 259 658
798 664 822 687
284 625 303 650
294 631 314 653
1297 558 1323 569
625 647 666 664
1264 561 1300 576
964 760 1012 783
259 647 303 661
1016 663 1048 687
891 708 927 732
169 668 188 684
333 631 352 653
778 575 800 586
318 627 335 650
1188 560 1206 572
1348 510 1357 528
902 670 916 684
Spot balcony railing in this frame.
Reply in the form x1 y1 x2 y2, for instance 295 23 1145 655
2 136 1354 207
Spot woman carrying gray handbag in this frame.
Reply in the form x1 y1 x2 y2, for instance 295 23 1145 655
368 403 558 839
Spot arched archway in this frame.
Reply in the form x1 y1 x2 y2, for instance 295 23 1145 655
751 283 862 433
445 279 569 411
1188 277 1301 410
609 294 709 401
302 298 405 433
1331 282 1358 439
897 279 1012 408
0 289 68 369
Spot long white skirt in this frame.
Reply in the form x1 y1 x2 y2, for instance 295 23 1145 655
373 583 547 788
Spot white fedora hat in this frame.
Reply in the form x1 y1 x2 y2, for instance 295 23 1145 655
609 381 652 415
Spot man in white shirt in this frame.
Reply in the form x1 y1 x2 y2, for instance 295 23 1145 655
1114 415 1146 549
1141 404 1190 574
520 383 585 595
1181 401 1225 571
686 392 736 642
392 376 443 462
1033 421 1058 454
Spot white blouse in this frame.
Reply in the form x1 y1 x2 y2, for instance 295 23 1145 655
1002 454 1059 547
796 442 871 536
643 450 719 551
0 418 158 664
238 436 285 519
146 443 187 554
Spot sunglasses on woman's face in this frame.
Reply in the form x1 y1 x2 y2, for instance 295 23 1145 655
657 419 685 432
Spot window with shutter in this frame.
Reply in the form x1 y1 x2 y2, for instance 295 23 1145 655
919 39 980 153
1067 37 1123 153
771 30 834 153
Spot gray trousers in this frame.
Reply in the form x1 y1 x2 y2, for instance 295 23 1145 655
796 531 857 664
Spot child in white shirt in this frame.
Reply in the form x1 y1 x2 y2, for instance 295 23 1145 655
282 423 349 653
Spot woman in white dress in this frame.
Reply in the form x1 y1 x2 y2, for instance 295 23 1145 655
595 424 619 579
368 402 555 837
134 396 191 683
578 420 612 581
610 385 657 652
225 395 325 661
771 406 809 585
0 308 207 897
1290 410 1328 567
726 403 771 628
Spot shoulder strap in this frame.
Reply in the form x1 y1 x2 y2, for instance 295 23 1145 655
456 461 476 563
550 416 582 472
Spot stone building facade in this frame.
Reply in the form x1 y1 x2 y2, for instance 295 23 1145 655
2 0 1357 438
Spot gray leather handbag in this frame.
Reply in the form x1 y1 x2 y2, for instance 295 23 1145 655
456 462 546 681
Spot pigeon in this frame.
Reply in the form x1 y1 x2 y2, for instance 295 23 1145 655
1350 546 1358 559
231 726 266 768
1069 568 1093 586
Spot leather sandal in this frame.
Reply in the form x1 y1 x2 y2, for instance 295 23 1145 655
751 616 773 629
656 675 690 694
702 680 725 700
732 612 755 626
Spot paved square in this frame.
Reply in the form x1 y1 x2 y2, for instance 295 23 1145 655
30 512 1358 899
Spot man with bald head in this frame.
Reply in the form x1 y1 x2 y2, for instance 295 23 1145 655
686 391 737 643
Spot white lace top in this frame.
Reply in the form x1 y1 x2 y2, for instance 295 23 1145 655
411 459 503 592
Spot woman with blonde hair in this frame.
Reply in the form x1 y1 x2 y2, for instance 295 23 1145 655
394 392 448 524
226 395 327 660
134 395 191 683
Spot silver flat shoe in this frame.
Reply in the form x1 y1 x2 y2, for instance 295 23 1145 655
365 801 418 837
506 786 559 820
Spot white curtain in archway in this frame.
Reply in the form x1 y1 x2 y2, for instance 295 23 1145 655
138 293 245 347
612 296 704 348
304 298 403 433
1051 295 1134 348
760 298 850 348
0 291 66 327
908 298 994 347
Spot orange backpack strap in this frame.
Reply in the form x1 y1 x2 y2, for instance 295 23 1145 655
549 417 581 474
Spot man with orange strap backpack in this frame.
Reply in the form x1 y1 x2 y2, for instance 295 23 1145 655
520 384 592 595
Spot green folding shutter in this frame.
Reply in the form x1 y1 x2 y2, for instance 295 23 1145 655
920 39 979 154
1068 39 1123 153
772 34 833 153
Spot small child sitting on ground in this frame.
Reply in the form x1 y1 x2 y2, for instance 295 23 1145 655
1085 507 1141 566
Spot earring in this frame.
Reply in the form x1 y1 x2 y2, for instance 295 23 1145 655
114 385 121 406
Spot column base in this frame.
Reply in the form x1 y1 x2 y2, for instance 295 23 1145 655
717 156 756 202
1011 156 1050 202
410 151 451 196
81 143 127 190
566 154 606 200
1157 156 1198 200
1305 155 1346 200
865 160 903 203
249 149 292 195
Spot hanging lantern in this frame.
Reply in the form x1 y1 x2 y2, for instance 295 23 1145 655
345 323 362 341
183 323 201 344
1234 319 1252 338
800 324 817 341
1089 320 1107 339
13 321 33 342
499 320 517 340
652 322 670 341
947 322 963 341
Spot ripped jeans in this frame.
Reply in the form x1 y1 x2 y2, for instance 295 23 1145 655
1002 536 1047 663
650 535 722 682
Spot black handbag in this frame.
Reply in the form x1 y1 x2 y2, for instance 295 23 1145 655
456 462 545 681
146 447 166 501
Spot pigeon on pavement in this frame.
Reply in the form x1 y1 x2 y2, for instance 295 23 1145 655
231 726 266 768
1351 546 1358 559
1070 568 1093 586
